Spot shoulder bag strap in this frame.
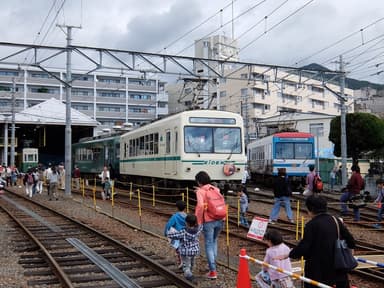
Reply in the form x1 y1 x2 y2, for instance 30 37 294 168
332 216 340 240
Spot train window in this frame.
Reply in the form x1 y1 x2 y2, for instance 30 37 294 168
137 137 144 155
184 127 241 154
275 142 313 159
154 133 159 154
295 143 313 159
116 143 120 160
275 143 294 159
166 131 171 154
184 127 213 153
93 148 101 160
213 128 241 153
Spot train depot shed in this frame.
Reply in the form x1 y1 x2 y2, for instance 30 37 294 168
0 98 99 168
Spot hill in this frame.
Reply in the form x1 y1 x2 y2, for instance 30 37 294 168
301 63 384 90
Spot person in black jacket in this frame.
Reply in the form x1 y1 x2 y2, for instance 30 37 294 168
288 195 356 288
268 168 294 224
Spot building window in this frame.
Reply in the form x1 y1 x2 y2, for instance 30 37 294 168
97 77 121 84
72 90 90 96
129 93 152 100
30 72 51 78
0 70 19 76
241 88 248 98
72 104 90 111
309 123 324 136
99 91 123 98
98 105 125 112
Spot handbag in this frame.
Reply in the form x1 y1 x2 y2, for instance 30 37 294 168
348 194 366 209
332 216 358 271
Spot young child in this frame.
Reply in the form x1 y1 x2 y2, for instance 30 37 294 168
373 179 384 229
167 214 202 283
103 177 112 200
256 229 294 288
237 184 249 227
164 200 187 268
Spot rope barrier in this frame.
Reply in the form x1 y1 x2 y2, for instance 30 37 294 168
240 254 333 288
355 257 384 268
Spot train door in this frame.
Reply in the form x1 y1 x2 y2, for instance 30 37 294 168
173 127 178 175
163 129 177 176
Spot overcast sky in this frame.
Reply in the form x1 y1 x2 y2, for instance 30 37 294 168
1 0 384 84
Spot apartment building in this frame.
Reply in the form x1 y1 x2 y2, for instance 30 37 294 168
0 66 168 129
168 35 354 138
218 66 355 139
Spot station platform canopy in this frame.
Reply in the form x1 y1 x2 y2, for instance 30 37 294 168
0 98 99 127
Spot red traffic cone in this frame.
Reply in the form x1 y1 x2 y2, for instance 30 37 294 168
237 248 251 288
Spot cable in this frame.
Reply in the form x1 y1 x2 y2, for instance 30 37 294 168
235 0 314 59
38 0 67 47
226 0 290 51
175 0 267 56
158 0 238 54
321 33 384 66
23 0 58 64
294 16 384 66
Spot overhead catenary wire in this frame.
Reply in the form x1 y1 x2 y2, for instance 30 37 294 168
321 33 384 67
175 0 268 56
158 0 238 54
23 0 59 64
294 16 384 66
225 0 290 51
226 0 315 61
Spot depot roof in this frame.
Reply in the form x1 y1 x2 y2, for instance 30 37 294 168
0 98 99 126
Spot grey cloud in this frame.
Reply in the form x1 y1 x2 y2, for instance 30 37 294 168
115 0 202 53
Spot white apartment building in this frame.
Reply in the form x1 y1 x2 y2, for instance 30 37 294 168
0 66 168 129
218 66 355 139
354 86 384 118
168 35 354 135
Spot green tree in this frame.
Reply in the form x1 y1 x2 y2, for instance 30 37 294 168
329 112 384 162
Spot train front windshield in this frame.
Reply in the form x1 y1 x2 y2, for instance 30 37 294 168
184 127 241 153
275 142 313 159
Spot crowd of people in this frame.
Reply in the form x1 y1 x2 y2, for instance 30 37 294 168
1 162 84 200
160 164 381 287
7 160 381 286
19 162 65 200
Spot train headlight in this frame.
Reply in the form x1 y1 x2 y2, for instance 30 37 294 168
223 163 235 176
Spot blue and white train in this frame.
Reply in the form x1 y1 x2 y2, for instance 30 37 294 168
247 132 315 189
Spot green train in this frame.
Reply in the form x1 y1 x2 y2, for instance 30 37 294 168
72 110 247 188
72 134 120 178
21 148 39 172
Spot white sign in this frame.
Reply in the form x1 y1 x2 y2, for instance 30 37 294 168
247 216 269 240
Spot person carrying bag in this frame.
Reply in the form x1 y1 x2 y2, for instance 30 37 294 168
332 216 358 272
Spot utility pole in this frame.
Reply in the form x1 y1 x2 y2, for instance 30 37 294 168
241 91 249 147
339 55 348 187
58 24 81 196
10 78 16 167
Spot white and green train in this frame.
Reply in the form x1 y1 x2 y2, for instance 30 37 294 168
119 110 246 187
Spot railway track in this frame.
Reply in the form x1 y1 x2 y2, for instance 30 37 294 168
0 192 196 288
6 184 383 286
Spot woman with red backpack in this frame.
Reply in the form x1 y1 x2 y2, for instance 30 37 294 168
194 171 226 280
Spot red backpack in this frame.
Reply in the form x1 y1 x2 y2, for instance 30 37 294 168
205 185 227 220
313 174 323 193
